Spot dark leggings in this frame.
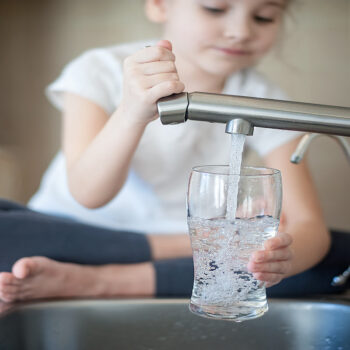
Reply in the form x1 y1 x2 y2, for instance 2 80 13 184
0 199 349 297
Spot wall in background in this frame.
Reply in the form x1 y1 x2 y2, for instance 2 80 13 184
256 0 350 231
1 0 349 230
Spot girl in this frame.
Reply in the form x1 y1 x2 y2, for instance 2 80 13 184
0 0 340 303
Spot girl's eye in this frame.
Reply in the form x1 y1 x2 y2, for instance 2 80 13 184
254 16 275 24
201 6 227 15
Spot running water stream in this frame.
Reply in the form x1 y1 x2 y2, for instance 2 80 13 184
226 134 246 221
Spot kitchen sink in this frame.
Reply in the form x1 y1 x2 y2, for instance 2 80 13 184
0 298 349 350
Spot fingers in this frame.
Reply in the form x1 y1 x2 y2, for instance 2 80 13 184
126 45 184 98
141 61 177 75
264 232 293 250
121 41 184 123
249 260 290 287
252 272 283 288
247 232 294 287
156 39 172 50
249 259 292 275
142 72 181 89
251 247 293 263
129 45 175 64
124 69 184 102
148 80 185 103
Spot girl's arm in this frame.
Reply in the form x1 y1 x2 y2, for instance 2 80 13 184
62 41 184 208
248 136 331 286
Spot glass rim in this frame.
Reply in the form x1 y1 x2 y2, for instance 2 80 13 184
191 165 281 177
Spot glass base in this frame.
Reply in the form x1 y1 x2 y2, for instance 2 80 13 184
189 300 268 322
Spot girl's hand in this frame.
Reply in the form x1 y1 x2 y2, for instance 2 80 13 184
247 232 294 287
120 40 185 126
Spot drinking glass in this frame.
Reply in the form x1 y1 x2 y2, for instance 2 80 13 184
187 165 282 322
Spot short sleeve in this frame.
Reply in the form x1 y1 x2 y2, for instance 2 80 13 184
45 48 123 116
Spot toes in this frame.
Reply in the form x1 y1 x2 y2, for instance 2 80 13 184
0 275 20 303
12 257 43 279
0 284 18 293
0 286 20 302
0 292 17 303
0 272 19 286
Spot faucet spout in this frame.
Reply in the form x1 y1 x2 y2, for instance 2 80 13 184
225 119 254 135
290 133 350 164
157 92 350 136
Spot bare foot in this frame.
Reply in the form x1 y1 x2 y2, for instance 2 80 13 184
0 256 155 303
0 272 21 303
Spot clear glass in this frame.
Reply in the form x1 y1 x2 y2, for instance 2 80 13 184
187 165 282 322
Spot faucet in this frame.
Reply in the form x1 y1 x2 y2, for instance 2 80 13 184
290 133 350 164
289 133 350 289
158 92 350 289
157 92 350 137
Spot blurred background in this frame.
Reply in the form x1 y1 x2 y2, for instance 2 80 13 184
0 0 349 230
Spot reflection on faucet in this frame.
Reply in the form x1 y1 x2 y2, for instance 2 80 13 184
290 133 350 164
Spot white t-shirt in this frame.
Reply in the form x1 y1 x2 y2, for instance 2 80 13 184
29 40 301 234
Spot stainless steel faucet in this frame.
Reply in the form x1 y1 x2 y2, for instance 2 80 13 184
290 132 350 289
157 92 350 137
290 133 350 164
158 92 350 289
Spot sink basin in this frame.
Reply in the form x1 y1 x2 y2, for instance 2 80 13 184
0 299 349 350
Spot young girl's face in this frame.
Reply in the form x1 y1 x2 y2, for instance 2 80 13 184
148 0 287 77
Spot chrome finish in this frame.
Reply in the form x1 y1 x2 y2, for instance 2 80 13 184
0 299 349 350
158 92 350 136
225 119 254 135
157 92 188 124
332 266 350 287
291 133 350 164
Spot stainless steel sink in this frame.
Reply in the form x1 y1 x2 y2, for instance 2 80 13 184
0 299 349 350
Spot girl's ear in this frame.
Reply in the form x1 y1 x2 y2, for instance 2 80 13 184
145 0 168 23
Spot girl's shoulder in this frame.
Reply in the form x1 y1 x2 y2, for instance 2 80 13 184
46 40 157 115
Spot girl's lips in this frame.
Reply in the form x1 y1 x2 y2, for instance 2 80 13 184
214 47 251 56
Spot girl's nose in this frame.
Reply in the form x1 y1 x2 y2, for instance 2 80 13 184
224 15 253 42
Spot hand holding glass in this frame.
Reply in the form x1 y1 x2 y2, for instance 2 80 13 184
187 166 282 322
